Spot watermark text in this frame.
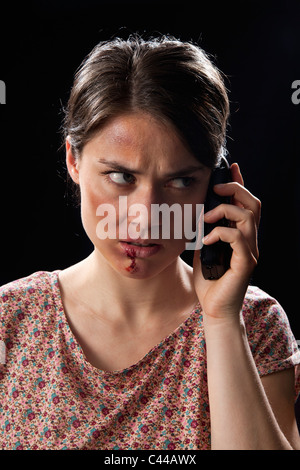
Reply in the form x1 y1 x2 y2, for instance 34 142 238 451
95 196 204 251
291 80 300 105
0 80 6 104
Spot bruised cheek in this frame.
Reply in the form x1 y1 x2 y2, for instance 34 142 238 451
80 183 109 240
81 187 139 274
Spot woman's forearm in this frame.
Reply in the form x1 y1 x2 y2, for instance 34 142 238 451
204 313 292 450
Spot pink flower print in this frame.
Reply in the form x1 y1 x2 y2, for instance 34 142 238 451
183 359 191 367
28 412 35 421
191 420 198 428
22 359 29 367
141 425 149 433
101 407 109 416
92 430 100 439
38 380 45 389
52 396 60 405
165 409 173 418
72 419 80 428
168 442 176 450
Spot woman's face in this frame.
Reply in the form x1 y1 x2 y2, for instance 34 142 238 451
66 112 211 279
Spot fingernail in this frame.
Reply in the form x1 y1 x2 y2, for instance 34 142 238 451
202 234 210 244
204 210 213 220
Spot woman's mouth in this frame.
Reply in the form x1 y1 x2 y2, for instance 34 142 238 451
124 241 157 247
119 240 162 258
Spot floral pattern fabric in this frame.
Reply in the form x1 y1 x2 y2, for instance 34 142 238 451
0 271 299 450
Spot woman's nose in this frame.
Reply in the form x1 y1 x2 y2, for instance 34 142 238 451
127 185 163 239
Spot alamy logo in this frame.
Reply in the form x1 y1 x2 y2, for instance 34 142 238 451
0 340 6 364
291 80 300 105
0 80 6 104
95 196 204 251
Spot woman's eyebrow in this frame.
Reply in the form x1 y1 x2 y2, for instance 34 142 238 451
97 158 142 174
164 165 205 178
97 158 204 176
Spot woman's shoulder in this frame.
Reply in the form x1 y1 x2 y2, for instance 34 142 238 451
0 270 60 309
243 285 285 315
242 285 299 363
242 284 294 334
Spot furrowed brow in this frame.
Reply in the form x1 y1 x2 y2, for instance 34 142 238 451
165 165 205 178
97 159 204 177
97 159 142 174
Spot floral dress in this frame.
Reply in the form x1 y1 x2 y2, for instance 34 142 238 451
0 271 299 450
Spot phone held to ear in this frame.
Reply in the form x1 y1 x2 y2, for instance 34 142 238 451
200 156 233 280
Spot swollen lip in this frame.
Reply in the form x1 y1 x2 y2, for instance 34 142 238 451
122 241 157 247
120 241 161 259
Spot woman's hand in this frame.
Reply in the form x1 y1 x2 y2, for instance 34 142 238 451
193 163 261 321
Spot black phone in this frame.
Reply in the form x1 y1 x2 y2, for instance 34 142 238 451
200 156 233 280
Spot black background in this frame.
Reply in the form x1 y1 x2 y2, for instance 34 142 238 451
0 0 299 337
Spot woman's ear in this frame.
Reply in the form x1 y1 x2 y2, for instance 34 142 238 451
66 137 80 184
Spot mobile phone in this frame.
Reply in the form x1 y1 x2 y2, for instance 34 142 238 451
200 156 233 280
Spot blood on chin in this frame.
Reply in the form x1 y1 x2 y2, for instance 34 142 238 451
124 245 138 273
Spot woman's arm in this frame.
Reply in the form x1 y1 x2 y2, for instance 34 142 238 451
204 314 298 449
193 163 300 449
261 368 300 449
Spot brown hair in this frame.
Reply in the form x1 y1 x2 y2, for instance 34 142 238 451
63 35 229 169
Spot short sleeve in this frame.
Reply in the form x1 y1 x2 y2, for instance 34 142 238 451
243 286 300 400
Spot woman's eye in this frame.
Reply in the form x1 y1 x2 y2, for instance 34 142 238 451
169 177 193 188
107 172 136 185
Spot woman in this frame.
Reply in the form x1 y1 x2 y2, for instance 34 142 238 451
0 35 299 450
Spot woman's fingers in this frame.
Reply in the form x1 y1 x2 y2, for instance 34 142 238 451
204 203 259 259
213 181 261 229
230 162 244 186
202 225 258 275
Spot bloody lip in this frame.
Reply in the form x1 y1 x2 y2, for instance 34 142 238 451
124 247 137 272
119 241 161 258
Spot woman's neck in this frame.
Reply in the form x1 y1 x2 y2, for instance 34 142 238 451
59 249 198 327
